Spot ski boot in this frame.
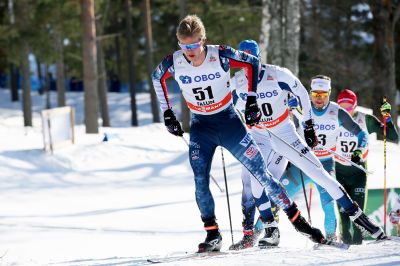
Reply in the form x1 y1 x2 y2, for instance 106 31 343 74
258 220 280 247
286 202 325 243
325 233 337 242
347 203 386 240
198 218 222 253
229 229 255 250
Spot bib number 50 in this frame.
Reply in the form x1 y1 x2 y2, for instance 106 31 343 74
260 103 273 117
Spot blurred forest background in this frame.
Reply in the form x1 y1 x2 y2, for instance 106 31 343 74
0 0 399 133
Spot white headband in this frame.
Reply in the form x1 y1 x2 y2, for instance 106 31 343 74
311 78 331 92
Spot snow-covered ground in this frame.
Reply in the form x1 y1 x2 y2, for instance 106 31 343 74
0 89 399 266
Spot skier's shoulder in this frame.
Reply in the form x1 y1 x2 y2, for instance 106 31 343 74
263 64 292 78
269 64 296 79
267 65 301 90
355 110 367 120
172 49 185 61
329 101 340 109
153 53 175 79
203 45 220 56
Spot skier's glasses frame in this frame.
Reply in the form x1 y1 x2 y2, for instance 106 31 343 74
311 91 329 98
178 40 203 51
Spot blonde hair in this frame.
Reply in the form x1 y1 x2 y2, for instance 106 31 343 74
176 15 206 40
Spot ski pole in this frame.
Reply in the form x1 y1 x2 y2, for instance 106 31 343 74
220 146 234 246
180 136 225 193
383 96 388 235
308 183 313 215
234 108 320 167
317 146 372 175
257 124 321 168
299 169 312 224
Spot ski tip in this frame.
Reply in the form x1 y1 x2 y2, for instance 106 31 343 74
314 240 350 250
146 258 162 264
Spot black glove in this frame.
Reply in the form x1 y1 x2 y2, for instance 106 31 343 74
244 94 261 126
163 109 184 136
351 149 363 165
303 119 318 148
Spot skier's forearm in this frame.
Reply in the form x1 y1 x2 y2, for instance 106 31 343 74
365 114 399 143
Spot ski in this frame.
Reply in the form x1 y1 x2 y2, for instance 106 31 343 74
146 246 275 264
258 245 280 250
367 235 400 245
313 240 350 250
146 251 228 264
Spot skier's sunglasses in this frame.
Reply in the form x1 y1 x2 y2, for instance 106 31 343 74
311 91 329 98
178 40 203 51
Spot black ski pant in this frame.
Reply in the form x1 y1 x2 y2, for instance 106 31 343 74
335 162 367 245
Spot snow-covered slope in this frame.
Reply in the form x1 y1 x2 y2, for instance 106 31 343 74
0 90 399 265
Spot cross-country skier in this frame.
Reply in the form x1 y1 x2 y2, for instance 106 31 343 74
229 39 386 249
335 88 399 244
229 40 289 249
389 194 400 236
151 15 323 253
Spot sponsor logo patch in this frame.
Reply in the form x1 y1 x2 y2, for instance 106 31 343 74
301 147 309 155
180 75 192 84
240 133 252 147
291 139 302 147
281 178 289 186
355 188 365 193
275 156 283 165
315 124 336 130
244 144 258 160
191 150 199 160
189 141 201 149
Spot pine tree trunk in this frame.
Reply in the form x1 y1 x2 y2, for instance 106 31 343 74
81 0 99 133
36 58 43 95
96 18 111 127
125 0 138 126
268 0 283 66
179 0 190 132
259 0 271 64
21 43 32 126
114 36 122 81
143 0 160 123
9 63 19 101
370 1 398 130
8 0 18 102
285 0 300 76
45 68 51 110
266 0 300 75
16 0 32 126
54 28 66 107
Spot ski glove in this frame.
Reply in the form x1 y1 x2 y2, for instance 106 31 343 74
163 109 184 136
351 149 363 164
380 101 391 115
380 102 392 123
245 93 261 126
303 119 318 148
